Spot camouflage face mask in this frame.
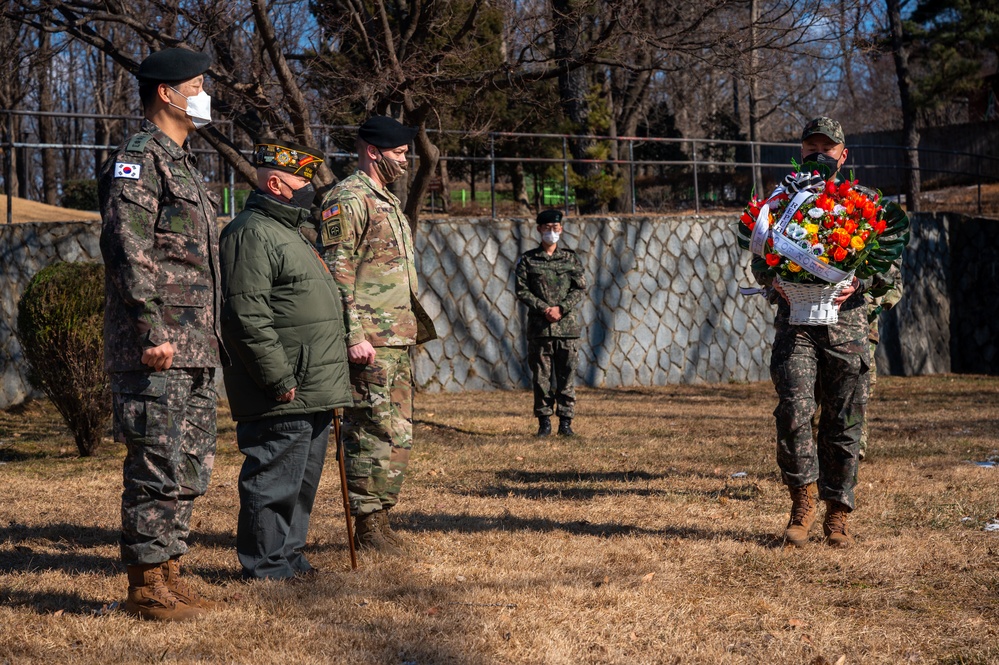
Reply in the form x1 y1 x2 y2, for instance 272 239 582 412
375 151 407 184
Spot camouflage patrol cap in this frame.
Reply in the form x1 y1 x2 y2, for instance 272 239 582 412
536 209 564 226
137 48 212 82
801 116 846 145
254 140 325 180
358 116 418 149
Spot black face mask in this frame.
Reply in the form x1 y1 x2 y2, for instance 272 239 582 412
287 182 315 210
801 152 840 180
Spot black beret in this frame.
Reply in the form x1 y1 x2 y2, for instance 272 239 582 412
536 209 564 226
137 48 212 83
254 140 325 180
358 116 418 149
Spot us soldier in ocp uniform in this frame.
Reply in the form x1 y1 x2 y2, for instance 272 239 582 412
515 210 588 437
98 48 224 620
318 116 436 555
755 116 905 549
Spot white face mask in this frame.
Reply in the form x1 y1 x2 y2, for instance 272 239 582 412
169 87 212 129
542 230 560 245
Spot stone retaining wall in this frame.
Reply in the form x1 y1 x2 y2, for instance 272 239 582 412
0 213 990 408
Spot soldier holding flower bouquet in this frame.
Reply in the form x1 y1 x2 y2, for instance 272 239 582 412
738 117 909 548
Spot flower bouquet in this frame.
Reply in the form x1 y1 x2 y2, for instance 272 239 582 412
737 160 909 325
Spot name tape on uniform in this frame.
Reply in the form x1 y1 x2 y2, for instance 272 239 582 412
114 163 142 180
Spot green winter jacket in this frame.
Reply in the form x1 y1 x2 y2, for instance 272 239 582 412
220 191 351 421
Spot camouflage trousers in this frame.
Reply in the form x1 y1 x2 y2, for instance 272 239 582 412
343 347 413 516
528 337 580 418
771 327 869 510
812 340 879 453
112 368 217 565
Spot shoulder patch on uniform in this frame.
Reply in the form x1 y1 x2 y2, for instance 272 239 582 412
322 204 340 220
321 215 348 246
124 134 152 153
114 162 142 179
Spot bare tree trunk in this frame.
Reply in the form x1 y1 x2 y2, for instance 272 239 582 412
439 156 450 215
38 31 58 206
511 162 530 214
887 0 920 211
748 0 762 195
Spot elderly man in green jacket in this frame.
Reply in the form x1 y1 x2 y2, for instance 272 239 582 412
220 140 351 580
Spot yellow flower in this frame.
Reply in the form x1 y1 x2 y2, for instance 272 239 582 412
804 223 819 235
788 262 802 273
818 256 829 263
850 235 865 250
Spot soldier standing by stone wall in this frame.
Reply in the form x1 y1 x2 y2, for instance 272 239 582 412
318 116 436 555
515 210 588 437
98 48 224 620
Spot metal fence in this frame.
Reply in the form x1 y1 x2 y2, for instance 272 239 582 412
4 109 999 225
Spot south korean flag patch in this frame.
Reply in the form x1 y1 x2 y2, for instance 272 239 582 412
114 162 142 179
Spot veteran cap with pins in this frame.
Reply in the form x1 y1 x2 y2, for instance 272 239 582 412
136 47 212 83
358 115 418 149
801 116 846 145
254 140 325 180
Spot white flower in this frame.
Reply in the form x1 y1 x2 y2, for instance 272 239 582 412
786 223 807 240
811 243 825 256
808 208 825 219
833 204 847 215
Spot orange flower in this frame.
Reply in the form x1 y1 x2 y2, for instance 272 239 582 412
832 246 848 262
843 219 858 235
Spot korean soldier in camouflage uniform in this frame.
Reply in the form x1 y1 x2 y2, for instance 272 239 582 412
319 116 436 555
515 210 588 437
755 117 904 549
99 48 224 620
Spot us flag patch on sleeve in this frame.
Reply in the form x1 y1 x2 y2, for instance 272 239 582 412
322 204 340 220
114 163 142 179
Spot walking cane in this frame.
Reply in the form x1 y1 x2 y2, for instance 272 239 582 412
334 410 357 570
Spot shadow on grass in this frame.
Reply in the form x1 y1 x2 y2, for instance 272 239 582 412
396 509 781 549
0 586 116 615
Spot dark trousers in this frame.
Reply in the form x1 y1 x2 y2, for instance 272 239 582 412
236 411 333 580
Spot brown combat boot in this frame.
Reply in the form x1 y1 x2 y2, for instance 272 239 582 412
354 511 402 555
124 563 205 621
381 509 407 548
784 482 818 547
823 501 854 548
163 557 222 610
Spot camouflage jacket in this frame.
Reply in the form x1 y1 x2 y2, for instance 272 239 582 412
515 245 588 339
318 170 435 347
98 119 225 372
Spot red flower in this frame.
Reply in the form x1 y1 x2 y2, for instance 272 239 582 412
843 219 858 235
872 219 887 234
832 246 848 262
793 211 804 222
765 253 781 266
838 181 852 197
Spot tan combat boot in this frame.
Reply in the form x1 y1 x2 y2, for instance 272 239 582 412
124 563 205 621
381 509 407 549
163 557 222 610
784 482 818 547
823 501 854 548
354 511 402 555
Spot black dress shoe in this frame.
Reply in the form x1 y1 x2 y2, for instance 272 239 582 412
557 418 574 436
536 416 552 437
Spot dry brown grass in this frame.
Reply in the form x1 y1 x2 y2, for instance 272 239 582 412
1 375 997 664
1 195 101 223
